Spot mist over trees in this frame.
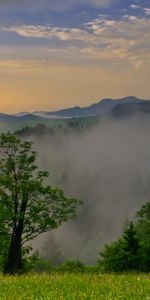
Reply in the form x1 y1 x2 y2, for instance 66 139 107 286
0 114 150 274
27 115 150 264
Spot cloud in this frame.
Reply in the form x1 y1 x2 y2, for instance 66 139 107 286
144 8 150 15
2 14 150 72
130 4 141 9
129 5 150 16
3 25 89 41
84 15 150 62
0 0 118 11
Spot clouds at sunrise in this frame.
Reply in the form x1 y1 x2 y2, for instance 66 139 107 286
0 0 150 112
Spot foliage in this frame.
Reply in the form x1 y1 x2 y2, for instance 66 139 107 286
99 203 150 273
121 221 140 270
0 133 81 274
135 202 150 272
99 238 129 273
22 250 53 273
56 260 85 273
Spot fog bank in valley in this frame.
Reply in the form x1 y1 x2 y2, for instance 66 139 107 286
5 116 150 264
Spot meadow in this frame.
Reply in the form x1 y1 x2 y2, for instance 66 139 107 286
0 273 149 300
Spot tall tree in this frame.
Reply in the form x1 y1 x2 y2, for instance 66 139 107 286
99 222 140 272
135 202 150 272
0 133 81 274
122 221 140 270
99 204 150 273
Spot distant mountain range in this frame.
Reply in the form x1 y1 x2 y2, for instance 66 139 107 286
1 96 150 132
45 96 145 118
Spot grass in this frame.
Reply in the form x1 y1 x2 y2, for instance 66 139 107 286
0 273 149 300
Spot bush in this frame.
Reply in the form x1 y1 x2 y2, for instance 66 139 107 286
84 265 99 274
32 258 52 273
22 250 52 273
56 260 85 273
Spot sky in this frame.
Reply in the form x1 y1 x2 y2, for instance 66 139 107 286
0 0 150 113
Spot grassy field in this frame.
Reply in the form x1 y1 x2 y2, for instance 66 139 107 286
0 273 149 300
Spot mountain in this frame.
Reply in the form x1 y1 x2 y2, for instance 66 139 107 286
45 96 143 118
1 96 150 132
110 100 150 118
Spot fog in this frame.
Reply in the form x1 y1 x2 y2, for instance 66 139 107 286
3 115 150 264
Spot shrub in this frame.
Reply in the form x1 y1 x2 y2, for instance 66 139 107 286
56 260 85 273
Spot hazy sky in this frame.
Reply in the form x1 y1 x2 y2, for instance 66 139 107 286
0 0 150 113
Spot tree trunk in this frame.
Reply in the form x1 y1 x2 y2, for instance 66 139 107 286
3 228 23 274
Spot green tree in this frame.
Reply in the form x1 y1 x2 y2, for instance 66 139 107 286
99 238 127 272
122 221 140 270
0 215 9 270
135 202 150 272
99 202 150 273
0 133 81 274
99 222 140 272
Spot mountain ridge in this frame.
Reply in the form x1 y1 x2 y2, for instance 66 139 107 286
45 96 145 117
1 96 150 121
2 96 148 117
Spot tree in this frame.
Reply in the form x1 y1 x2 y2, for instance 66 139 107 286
135 202 150 272
99 222 140 272
99 202 150 273
122 221 140 270
99 238 127 272
0 209 9 270
0 133 81 274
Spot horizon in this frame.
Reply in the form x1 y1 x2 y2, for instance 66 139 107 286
0 0 150 113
